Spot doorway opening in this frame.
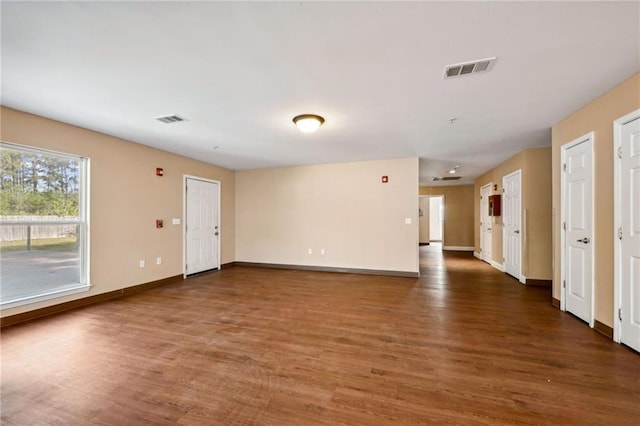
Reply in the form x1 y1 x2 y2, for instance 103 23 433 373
429 196 444 244
184 176 220 277
502 169 523 283
560 133 594 327
613 109 639 352
479 183 493 264
418 195 444 251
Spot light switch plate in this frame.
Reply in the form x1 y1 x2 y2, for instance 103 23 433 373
172 218 181 225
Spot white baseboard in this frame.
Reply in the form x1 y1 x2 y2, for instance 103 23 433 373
473 251 481 259
520 275 527 284
443 246 475 251
490 260 504 272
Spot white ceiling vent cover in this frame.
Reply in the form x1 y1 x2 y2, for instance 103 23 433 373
155 114 187 124
443 57 496 79
431 176 462 181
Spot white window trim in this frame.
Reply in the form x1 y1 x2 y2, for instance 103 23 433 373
0 141 91 309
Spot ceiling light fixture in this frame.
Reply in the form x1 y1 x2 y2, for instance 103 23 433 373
449 165 460 174
293 114 325 133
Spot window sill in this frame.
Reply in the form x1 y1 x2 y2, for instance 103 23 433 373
0 284 91 310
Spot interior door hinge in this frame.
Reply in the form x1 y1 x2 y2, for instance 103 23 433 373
563 222 566 231
502 188 505 194
619 308 622 321
562 163 567 172
618 146 623 159
563 280 566 288
618 227 623 240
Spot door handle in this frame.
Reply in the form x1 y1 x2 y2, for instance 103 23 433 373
487 228 491 231
576 237 590 244
514 230 520 234
215 232 219 236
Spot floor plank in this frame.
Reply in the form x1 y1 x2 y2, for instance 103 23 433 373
2 247 639 425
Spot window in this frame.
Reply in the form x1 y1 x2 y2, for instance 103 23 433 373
0 142 89 308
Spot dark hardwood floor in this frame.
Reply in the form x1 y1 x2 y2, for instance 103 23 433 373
2 247 639 425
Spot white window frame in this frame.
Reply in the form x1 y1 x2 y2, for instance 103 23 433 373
0 142 90 309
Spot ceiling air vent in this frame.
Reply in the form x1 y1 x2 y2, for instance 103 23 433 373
155 114 187 124
431 176 462 181
443 57 496 79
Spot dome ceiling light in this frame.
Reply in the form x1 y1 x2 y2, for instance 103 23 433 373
293 114 325 133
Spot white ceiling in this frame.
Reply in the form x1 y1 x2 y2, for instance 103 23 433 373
2 1 639 185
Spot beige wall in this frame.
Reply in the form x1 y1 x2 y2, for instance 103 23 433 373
524 148 553 280
1 107 236 317
551 73 640 327
474 147 552 280
236 158 419 274
418 185 474 248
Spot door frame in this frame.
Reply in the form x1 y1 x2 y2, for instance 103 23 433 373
183 175 221 278
560 132 595 327
613 109 640 342
502 170 523 283
418 194 445 247
479 182 493 263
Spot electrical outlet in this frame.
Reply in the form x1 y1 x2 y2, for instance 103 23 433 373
156 257 162 265
308 248 313 255
139 260 145 268
320 249 325 255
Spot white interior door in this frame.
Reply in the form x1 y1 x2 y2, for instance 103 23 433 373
503 171 522 281
429 196 443 241
562 136 593 325
617 114 640 351
480 183 493 263
185 177 219 276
